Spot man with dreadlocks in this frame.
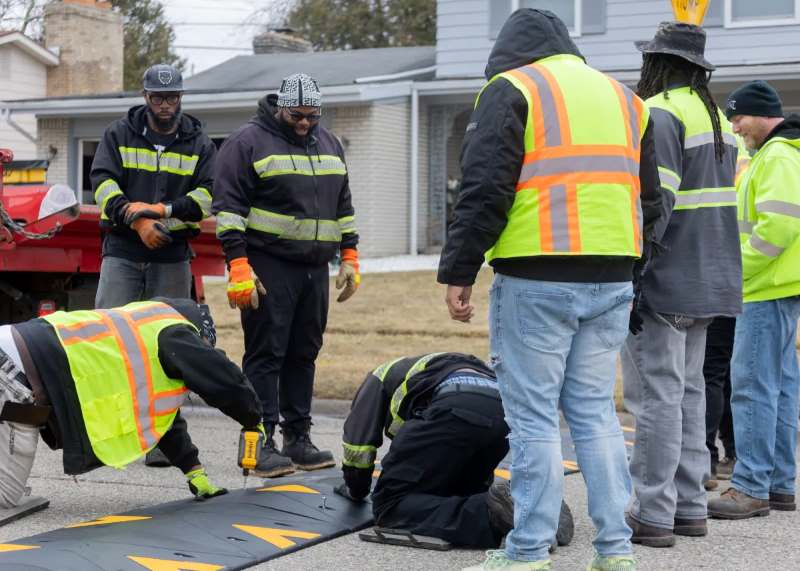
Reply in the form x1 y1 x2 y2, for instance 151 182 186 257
621 22 743 548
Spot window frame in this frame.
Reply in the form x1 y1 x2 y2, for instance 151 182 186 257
511 0 583 37
723 0 800 28
76 138 100 205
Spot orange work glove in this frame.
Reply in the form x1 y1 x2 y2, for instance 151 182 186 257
124 202 168 225
131 218 172 249
335 248 360 303
227 257 266 310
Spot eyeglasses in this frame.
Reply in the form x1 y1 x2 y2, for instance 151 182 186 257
286 109 322 123
148 93 181 105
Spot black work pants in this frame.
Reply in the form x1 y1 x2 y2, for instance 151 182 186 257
371 391 509 548
242 250 329 426
704 316 736 467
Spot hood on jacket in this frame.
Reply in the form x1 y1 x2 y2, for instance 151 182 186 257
123 105 204 141
485 8 583 79
764 113 800 145
254 93 319 147
154 297 217 347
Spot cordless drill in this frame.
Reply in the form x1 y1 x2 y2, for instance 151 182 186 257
238 427 264 488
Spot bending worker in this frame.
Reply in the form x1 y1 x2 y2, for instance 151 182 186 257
338 352 574 550
213 73 359 477
0 298 268 509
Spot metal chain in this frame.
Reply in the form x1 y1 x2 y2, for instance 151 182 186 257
0 201 62 240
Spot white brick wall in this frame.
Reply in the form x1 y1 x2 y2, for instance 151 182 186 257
37 118 69 185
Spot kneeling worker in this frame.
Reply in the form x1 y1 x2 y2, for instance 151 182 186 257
338 352 574 549
0 298 268 510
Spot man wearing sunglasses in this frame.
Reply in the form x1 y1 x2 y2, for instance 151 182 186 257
90 63 217 467
213 73 359 478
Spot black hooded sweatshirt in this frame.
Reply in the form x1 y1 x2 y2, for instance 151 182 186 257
437 9 662 286
211 94 358 265
90 105 217 263
762 113 800 146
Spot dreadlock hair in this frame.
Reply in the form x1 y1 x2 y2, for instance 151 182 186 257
637 53 726 162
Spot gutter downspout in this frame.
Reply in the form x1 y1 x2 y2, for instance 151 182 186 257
0 107 38 145
410 83 419 256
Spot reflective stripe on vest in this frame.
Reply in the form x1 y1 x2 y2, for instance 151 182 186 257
252 154 347 178
216 211 247 236
162 217 200 232
44 301 194 468
342 443 378 469
187 187 212 218
118 147 199 176
387 353 445 437
485 55 647 261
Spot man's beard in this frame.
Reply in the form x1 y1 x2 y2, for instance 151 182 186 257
147 104 181 132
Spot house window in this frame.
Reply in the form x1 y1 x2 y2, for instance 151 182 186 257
490 1 605 39
77 139 99 205
724 0 799 26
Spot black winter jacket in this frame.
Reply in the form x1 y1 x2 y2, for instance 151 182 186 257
14 305 262 475
90 106 216 263
341 353 495 496
437 9 662 286
212 95 358 265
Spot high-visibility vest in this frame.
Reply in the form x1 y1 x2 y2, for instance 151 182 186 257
485 54 649 261
43 301 195 468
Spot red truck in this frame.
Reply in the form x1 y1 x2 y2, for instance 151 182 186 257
0 148 224 323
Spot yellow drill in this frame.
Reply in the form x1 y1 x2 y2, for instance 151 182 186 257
238 427 264 488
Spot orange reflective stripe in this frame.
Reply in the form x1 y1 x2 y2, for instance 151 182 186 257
132 313 186 328
631 93 644 151
565 184 582 252
612 81 634 151
518 172 639 191
630 182 642 256
537 186 553 253
506 69 546 150
121 310 160 443
532 63 571 146
525 145 636 162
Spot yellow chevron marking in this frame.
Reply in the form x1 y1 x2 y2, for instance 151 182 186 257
67 515 151 528
0 543 39 552
128 556 224 571
233 524 320 549
256 484 319 494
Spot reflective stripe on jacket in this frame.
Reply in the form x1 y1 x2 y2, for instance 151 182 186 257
638 87 742 317
484 54 648 261
736 134 800 302
43 301 195 468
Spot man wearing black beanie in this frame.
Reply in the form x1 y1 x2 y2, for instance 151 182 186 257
709 81 800 520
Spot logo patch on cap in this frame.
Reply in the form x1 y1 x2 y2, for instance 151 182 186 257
728 99 736 110
158 70 173 85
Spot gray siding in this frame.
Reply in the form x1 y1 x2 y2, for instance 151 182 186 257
436 0 800 79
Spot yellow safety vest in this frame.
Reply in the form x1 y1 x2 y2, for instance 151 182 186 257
43 301 195 468
485 54 649 261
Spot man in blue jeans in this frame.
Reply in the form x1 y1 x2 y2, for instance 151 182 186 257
709 81 800 519
438 9 662 571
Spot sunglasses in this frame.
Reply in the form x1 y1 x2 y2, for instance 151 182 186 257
286 109 322 123
149 93 181 105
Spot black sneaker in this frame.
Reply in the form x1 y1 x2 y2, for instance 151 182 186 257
253 426 295 478
145 448 171 468
281 422 335 471
486 480 514 537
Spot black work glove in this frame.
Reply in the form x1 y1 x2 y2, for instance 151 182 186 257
342 466 372 501
334 482 365 503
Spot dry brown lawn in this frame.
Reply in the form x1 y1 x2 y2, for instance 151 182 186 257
206 268 626 407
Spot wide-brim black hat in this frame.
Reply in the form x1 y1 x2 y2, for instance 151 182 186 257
635 21 715 71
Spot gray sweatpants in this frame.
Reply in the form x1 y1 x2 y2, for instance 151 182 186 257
621 311 711 529
0 352 39 509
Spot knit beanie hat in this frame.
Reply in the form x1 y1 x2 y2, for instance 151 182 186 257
725 80 783 120
277 73 322 108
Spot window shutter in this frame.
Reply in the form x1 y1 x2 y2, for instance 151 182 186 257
582 0 607 34
490 0 513 39
704 0 723 27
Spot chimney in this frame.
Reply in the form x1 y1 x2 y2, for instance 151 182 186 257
253 28 313 55
44 0 123 97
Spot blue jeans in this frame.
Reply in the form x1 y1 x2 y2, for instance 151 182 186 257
489 275 634 561
95 256 192 309
730 296 800 499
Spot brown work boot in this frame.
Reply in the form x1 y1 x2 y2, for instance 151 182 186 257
704 478 719 491
486 480 514 537
673 517 707 537
769 492 796 511
626 514 675 548
716 457 735 480
708 487 770 519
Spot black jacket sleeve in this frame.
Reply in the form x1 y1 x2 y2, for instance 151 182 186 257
212 134 256 262
158 325 262 427
336 144 359 251
171 136 217 222
437 79 527 286
341 372 389 499
156 411 200 474
90 123 130 226
639 117 664 249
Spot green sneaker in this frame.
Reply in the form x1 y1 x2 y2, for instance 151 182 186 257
462 550 552 571
586 554 637 571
